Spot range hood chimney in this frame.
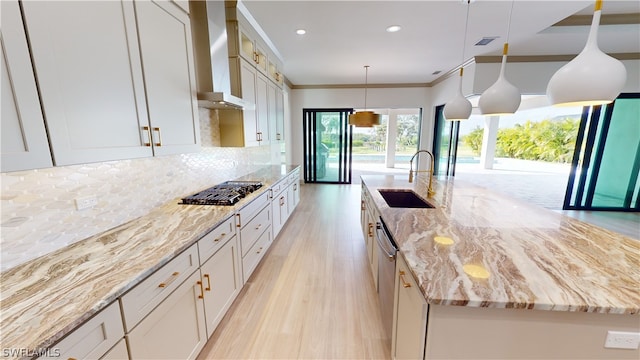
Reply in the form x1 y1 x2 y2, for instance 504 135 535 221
190 0 246 109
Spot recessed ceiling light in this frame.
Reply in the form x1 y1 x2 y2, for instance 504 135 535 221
386 25 401 33
296 29 306 35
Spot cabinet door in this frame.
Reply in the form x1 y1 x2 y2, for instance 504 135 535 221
200 236 242 338
254 41 269 75
135 0 200 156
255 72 270 144
275 88 285 142
0 0 53 172
127 270 207 360
100 339 129 360
21 0 152 166
267 81 279 144
392 256 428 360
37 301 124 360
240 60 259 147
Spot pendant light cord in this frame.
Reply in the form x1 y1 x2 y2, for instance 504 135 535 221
460 0 471 68
364 65 370 110
506 0 514 44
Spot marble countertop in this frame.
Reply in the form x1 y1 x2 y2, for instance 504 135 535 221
0 165 299 356
361 174 640 315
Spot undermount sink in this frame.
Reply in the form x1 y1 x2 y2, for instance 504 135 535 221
378 189 435 208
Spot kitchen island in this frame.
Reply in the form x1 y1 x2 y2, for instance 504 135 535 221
361 174 639 359
0 165 299 360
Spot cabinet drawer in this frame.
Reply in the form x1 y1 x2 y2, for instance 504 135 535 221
121 244 199 332
242 228 271 282
100 338 129 360
197 216 236 264
38 301 124 360
270 179 286 198
236 191 269 228
240 205 270 257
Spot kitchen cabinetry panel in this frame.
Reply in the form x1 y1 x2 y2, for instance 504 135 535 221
120 245 199 332
256 72 270 144
241 226 271 282
199 236 242 338
271 181 288 239
197 216 236 264
240 205 271 257
21 0 153 166
127 270 207 360
134 0 200 156
0 0 53 172
101 339 129 360
392 255 428 360
37 301 124 360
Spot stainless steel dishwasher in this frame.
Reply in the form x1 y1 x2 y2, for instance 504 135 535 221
376 218 397 339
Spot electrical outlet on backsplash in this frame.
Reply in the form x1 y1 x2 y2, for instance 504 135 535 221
0 145 275 272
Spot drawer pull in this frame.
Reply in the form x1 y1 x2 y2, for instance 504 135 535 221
361 200 365 210
236 213 241 228
158 271 180 288
399 270 412 288
197 280 205 299
280 196 285 206
204 274 211 291
256 247 263 254
214 233 226 242
255 223 262 230
368 223 374 237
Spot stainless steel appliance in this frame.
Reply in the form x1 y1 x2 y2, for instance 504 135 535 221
180 181 263 206
376 218 398 340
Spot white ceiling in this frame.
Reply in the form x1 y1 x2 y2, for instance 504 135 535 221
240 0 640 86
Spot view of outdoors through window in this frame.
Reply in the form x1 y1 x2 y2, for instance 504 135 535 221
454 104 583 209
351 110 421 179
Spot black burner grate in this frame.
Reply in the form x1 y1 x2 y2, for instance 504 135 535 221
180 181 263 205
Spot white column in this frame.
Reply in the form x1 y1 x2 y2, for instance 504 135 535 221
480 115 499 169
386 110 398 168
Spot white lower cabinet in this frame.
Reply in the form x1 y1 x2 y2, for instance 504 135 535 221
101 339 129 360
198 235 242 338
126 269 207 360
392 255 428 360
270 180 288 239
37 301 124 360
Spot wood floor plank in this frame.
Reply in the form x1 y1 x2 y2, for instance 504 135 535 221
197 184 390 359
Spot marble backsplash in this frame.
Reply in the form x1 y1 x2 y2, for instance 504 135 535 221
0 108 280 271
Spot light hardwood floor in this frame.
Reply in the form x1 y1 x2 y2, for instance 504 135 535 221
197 184 390 360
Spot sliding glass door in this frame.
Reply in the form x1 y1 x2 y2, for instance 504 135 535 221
432 105 460 176
303 109 353 183
564 93 640 211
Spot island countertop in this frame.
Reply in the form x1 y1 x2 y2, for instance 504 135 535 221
361 174 640 315
0 165 299 358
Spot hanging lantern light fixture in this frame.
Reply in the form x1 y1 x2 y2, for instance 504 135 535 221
546 0 627 107
348 65 381 127
444 0 473 121
478 0 521 116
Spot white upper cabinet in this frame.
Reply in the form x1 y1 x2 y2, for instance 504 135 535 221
21 0 153 166
134 0 200 156
1 0 53 172
9 0 199 169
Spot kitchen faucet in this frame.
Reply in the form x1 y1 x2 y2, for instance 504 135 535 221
408 150 435 197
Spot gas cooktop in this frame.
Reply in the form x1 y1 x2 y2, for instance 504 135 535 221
180 181 263 206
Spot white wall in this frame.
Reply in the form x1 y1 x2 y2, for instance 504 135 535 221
289 87 432 169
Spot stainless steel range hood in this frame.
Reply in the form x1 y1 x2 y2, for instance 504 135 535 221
190 0 246 109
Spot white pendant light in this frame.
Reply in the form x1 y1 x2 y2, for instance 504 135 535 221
479 1 521 116
546 0 627 107
349 65 381 127
444 0 472 121
444 68 473 121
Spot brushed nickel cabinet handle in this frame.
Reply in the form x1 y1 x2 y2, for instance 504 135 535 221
204 274 211 291
399 270 412 288
197 280 205 299
142 126 152 147
158 271 180 288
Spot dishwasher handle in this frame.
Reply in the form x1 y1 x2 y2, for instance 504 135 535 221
376 220 397 261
